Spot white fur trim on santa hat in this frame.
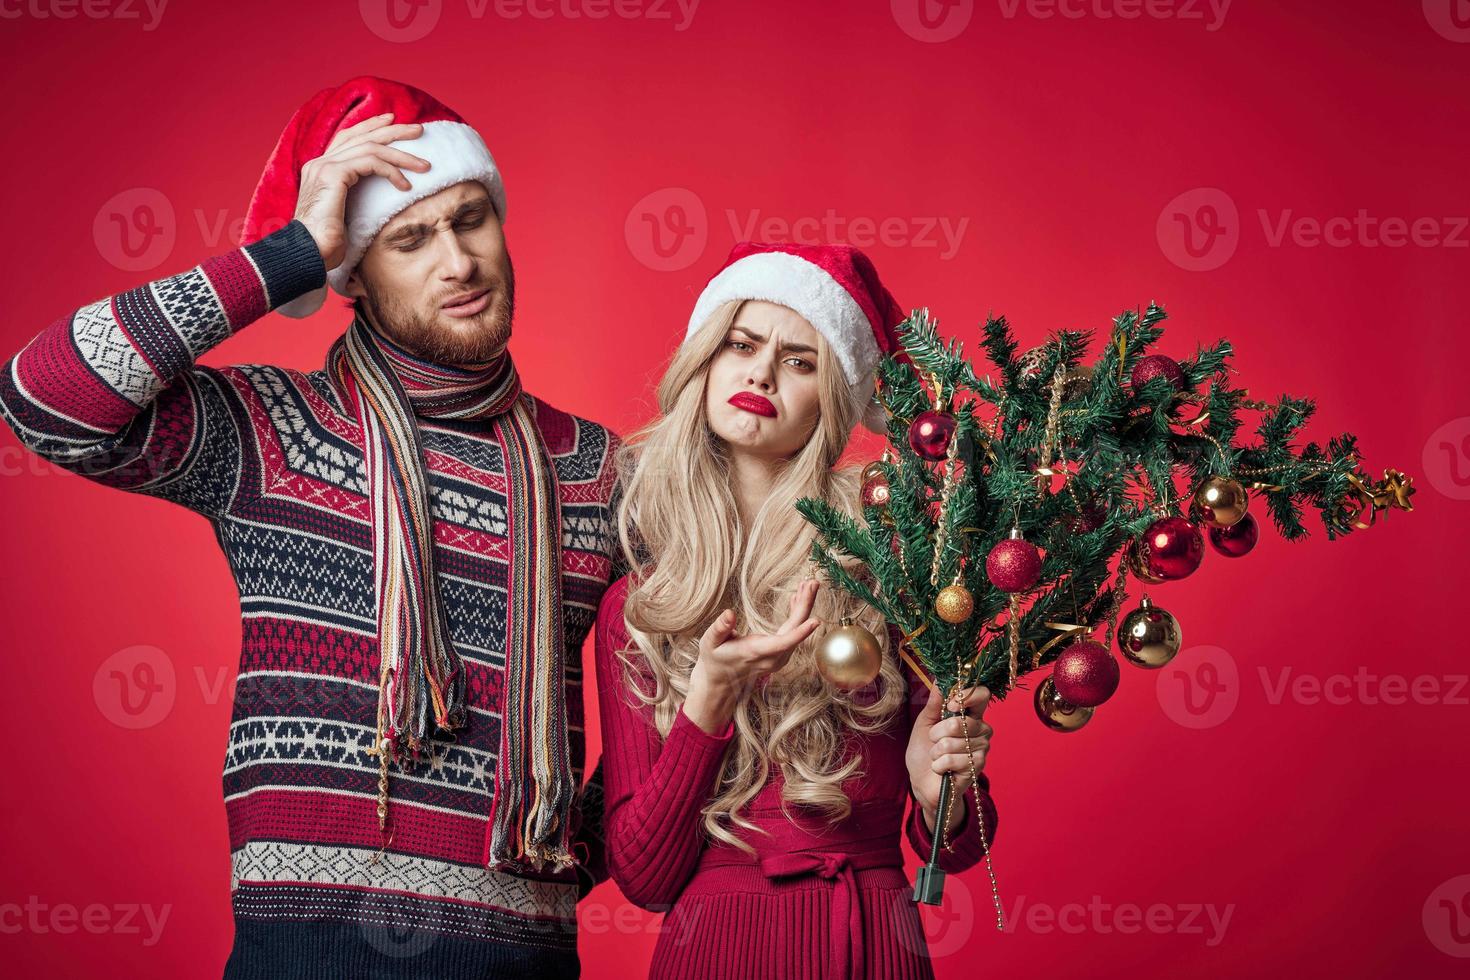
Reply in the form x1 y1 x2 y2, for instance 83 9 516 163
279 120 505 318
685 250 886 430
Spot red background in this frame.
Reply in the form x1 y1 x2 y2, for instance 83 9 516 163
1 1 1467 977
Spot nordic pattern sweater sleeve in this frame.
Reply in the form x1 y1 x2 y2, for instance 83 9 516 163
594 577 737 911
900 644 1000 873
0 220 326 521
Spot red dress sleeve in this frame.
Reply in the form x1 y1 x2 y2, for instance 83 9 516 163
898 638 1000 873
594 577 737 910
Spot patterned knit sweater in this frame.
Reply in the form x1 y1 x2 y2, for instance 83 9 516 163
0 220 621 979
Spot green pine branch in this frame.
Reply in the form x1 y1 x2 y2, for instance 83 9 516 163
796 301 1407 703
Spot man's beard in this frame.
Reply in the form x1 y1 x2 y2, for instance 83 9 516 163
359 259 516 367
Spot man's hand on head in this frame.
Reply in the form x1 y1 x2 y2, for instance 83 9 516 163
293 113 431 269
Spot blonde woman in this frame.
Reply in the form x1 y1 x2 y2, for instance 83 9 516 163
594 242 1000 979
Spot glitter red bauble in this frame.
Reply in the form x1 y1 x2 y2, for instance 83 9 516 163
986 537 1042 593
1064 501 1107 534
1208 511 1259 557
1136 516 1205 581
908 411 957 461
1130 354 1187 391
1051 640 1120 707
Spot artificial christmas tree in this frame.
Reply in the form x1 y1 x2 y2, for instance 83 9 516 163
797 302 1415 921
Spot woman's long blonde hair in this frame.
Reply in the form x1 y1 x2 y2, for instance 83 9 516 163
613 299 904 853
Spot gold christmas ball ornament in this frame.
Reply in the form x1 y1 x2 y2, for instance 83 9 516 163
1034 675 1094 732
1191 476 1249 528
934 583 975 624
816 619 883 691
1117 594 1183 669
860 460 888 485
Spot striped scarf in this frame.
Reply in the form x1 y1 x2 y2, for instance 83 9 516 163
326 314 574 873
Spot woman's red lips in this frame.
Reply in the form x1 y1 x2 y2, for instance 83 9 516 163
729 392 778 417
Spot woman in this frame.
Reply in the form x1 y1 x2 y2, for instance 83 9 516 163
594 241 999 979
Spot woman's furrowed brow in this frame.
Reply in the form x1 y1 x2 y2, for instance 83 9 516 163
729 324 817 355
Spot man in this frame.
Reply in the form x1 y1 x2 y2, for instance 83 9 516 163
0 76 618 978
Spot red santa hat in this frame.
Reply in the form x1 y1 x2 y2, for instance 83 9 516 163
243 76 506 319
685 241 908 432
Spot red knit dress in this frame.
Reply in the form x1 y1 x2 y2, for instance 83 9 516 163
594 576 1000 980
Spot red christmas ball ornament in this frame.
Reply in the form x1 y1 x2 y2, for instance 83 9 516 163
1136 515 1205 581
986 527 1042 593
1126 537 1168 584
1064 501 1107 534
1130 354 1187 392
1051 639 1120 708
1208 511 1259 557
908 410 957 461
860 474 891 509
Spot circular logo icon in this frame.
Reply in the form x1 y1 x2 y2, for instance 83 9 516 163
1156 187 1240 272
891 0 974 43
360 0 443 43
894 870 976 958
359 895 446 959
93 645 176 730
1423 874 1470 958
93 188 176 273
1424 0 1470 43
624 187 708 272
1423 416 1470 501
1156 644 1239 729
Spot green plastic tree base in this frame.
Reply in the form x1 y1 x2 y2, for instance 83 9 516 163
913 864 947 905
